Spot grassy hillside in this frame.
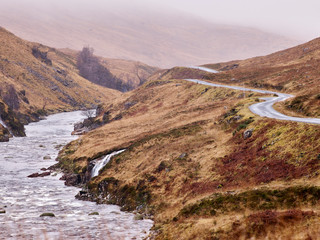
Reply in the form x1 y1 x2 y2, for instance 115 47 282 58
199 38 320 117
56 63 320 239
60 48 159 90
0 27 120 139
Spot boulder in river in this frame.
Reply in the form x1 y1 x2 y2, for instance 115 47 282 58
28 172 51 178
60 173 82 186
40 213 55 217
89 212 99 216
0 134 10 142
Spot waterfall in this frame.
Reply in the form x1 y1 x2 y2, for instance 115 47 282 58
0 117 12 135
91 150 125 178
0 118 5 128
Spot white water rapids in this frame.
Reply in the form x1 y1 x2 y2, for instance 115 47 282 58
0 111 153 239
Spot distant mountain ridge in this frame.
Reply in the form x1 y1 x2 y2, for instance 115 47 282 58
0 1 299 68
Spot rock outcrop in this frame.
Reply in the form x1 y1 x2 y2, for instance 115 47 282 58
243 128 254 139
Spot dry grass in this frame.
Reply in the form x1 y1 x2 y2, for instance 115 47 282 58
0 27 119 115
57 79 245 216
56 42 320 239
60 48 159 89
200 38 320 117
67 80 237 160
57 77 320 239
0 27 122 138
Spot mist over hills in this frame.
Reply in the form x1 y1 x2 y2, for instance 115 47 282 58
0 0 298 68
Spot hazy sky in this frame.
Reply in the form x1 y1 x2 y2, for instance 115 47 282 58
133 0 320 41
104 0 319 41
2 0 319 41
162 0 320 40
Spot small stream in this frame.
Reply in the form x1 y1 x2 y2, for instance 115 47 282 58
0 111 153 240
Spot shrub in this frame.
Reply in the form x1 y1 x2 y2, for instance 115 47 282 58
2 85 20 110
32 47 52 65
77 47 133 92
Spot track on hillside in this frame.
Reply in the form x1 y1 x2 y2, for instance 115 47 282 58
186 67 320 125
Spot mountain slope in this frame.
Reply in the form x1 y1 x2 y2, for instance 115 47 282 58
172 37 320 117
56 64 320 239
0 1 298 68
61 48 159 90
0 27 120 139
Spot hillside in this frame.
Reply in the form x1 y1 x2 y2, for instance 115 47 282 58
0 27 121 140
0 0 298 68
179 38 320 118
61 48 159 90
56 58 320 239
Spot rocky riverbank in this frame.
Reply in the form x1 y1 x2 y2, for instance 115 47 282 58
0 110 153 239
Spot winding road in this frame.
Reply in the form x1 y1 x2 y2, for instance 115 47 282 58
186 67 320 125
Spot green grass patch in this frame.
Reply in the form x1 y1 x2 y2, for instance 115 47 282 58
235 118 254 132
179 186 320 218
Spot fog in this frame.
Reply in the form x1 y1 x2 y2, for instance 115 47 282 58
2 0 319 41
0 0 310 67
159 0 320 41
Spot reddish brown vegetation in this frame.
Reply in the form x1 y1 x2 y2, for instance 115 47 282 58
217 120 320 186
202 38 320 116
181 181 220 196
248 209 314 225
240 210 315 238
127 106 149 117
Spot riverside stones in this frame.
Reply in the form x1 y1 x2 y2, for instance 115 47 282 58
28 172 51 178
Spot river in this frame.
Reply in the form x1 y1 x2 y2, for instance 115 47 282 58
0 111 153 240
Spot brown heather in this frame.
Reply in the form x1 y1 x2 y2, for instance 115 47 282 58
3 24 319 239
58 67 320 239
202 37 320 117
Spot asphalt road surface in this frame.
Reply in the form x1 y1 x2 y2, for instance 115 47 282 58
186 71 320 124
